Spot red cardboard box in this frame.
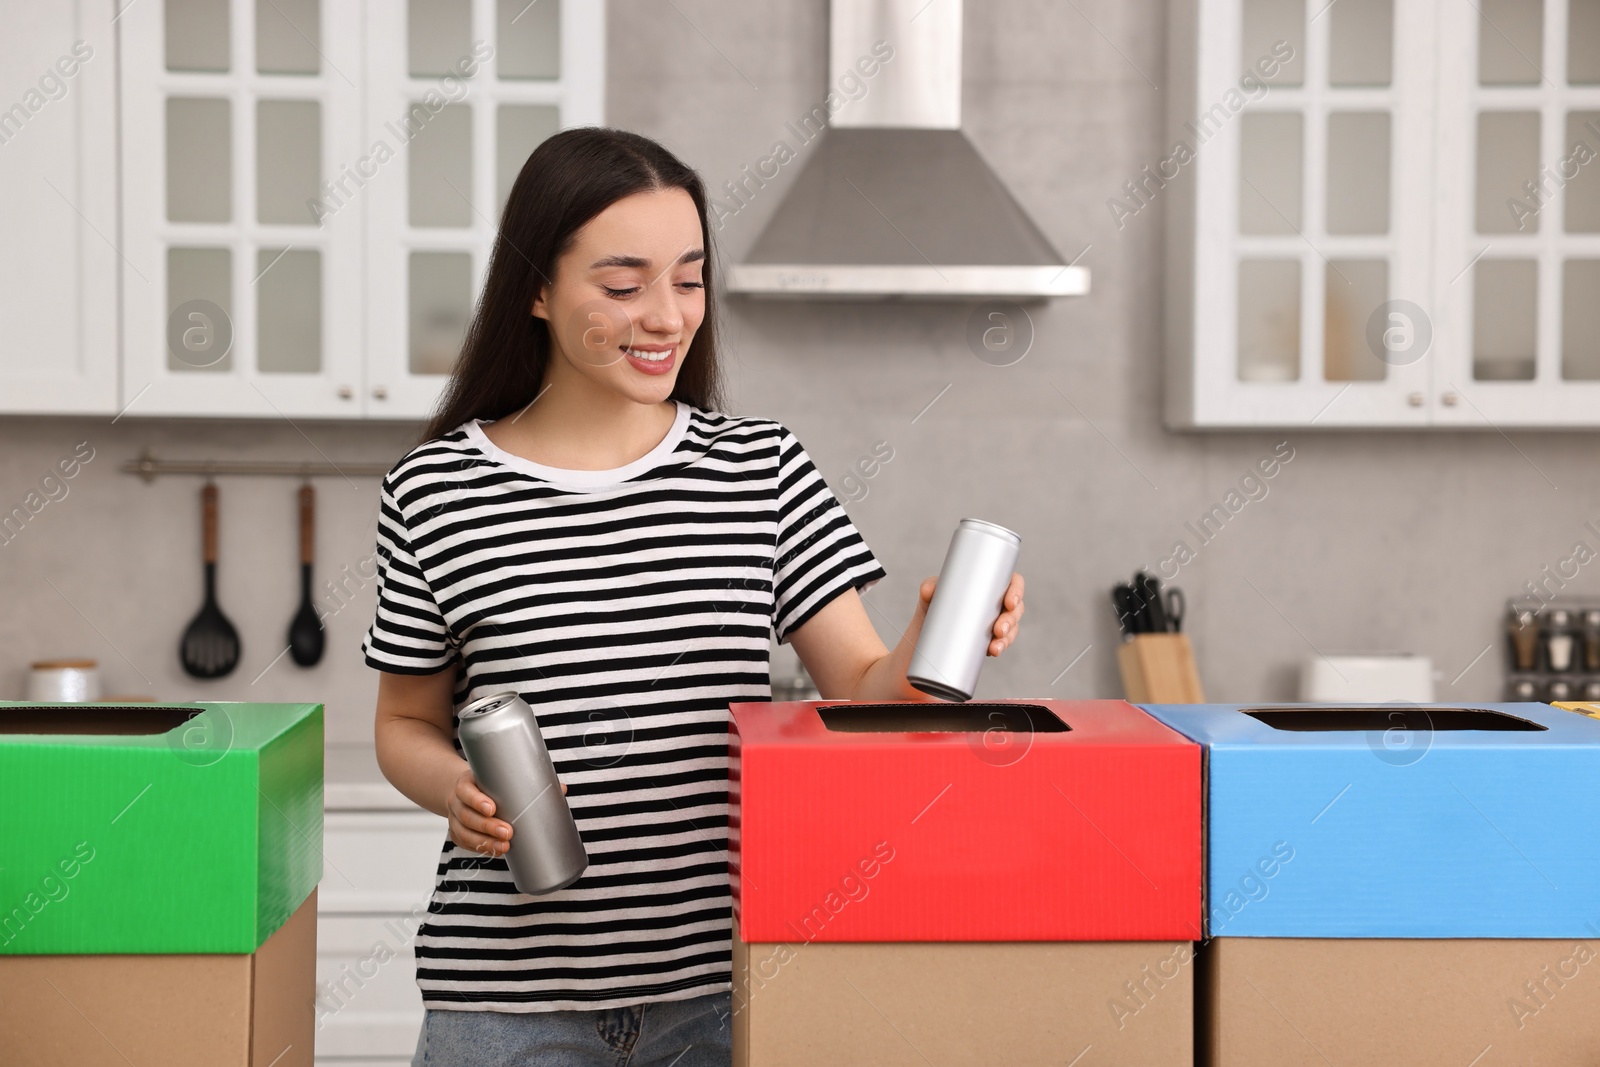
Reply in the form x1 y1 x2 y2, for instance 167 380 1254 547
729 700 1201 942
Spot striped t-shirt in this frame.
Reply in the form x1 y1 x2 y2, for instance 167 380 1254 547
361 401 886 1013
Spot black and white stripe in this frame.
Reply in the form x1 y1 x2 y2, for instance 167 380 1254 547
362 402 885 1013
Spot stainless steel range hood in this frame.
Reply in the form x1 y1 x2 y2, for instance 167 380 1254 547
726 0 1088 301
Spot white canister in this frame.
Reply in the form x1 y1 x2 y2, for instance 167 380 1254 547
27 660 102 703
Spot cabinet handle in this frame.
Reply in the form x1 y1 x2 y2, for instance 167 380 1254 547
1407 392 1424 407
1441 392 1459 407
372 386 389 400
338 385 354 400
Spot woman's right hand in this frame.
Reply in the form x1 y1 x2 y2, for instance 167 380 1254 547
445 767 566 858
447 768 511 857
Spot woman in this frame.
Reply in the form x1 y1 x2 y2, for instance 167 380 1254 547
364 127 1025 1067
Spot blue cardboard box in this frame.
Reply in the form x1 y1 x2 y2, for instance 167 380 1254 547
1137 703 1600 937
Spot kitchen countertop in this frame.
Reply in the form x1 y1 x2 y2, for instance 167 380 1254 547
324 742 421 811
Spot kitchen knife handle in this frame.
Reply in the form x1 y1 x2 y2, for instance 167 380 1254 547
299 484 315 565
202 483 218 564
1139 574 1168 634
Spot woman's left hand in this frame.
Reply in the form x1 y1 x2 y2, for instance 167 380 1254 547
989 572 1025 656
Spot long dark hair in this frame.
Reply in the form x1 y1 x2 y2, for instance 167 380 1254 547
420 127 726 443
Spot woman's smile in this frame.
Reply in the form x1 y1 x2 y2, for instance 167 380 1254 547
622 342 676 375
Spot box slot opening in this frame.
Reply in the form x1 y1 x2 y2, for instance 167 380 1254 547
816 702 1068 733
1242 706 1547 732
0 705 203 736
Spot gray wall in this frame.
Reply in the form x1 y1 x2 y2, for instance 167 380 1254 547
3 0 1596 745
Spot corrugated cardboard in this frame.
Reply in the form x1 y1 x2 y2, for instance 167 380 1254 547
732 925 1194 1066
730 699 1201 941
0 701 323 953
1201 936 1600 1066
1139 702 1600 936
0 886 317 1067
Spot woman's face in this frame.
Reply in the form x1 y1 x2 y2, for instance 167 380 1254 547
533 187 707 406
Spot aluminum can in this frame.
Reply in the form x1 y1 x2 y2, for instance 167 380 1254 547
457 691 588 894
907 519 1021 702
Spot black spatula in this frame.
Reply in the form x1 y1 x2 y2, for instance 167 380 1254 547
288 483 325 667
180 482 241 679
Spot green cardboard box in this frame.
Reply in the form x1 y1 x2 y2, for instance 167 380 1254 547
0 702 322 954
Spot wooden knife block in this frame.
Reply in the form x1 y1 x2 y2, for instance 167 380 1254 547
1116 634 1205 703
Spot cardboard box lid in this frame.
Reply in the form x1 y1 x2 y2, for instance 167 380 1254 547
732 697 1197 750
1139 701 1598 751
1138 703 1600 938
0 702 323 955
731 700 1202 942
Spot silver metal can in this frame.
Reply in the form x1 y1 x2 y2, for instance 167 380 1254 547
906 519 1021 702
457 691 588 894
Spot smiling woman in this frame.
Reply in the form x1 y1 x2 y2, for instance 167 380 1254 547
365 127 1023 1067
419 129 725 445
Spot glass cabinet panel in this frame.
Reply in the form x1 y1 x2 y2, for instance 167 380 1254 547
167 248 233 372
409 0 473 76
257 0 321 74
1326 112 1391 234
1475 112 1539 234
166 0 230 72
1324 259 1389 380
258 250 322 373
1564 111 1600 232
1242 0 1304 85
497 0 561 79
1477 0 1543 85
409 252 472 375
497 105 560 211
167 98 231 223
409 105 473 227
1572 0 1600 84
1473 259 1538 380
1563 260 1600 378
1329 0 1393 86
257 101 322 225
1240 112 1302 234
1238 258 1302 381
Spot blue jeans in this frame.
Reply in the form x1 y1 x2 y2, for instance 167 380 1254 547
411 988 732 1066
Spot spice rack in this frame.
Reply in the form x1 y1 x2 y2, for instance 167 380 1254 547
1504 600 1600 703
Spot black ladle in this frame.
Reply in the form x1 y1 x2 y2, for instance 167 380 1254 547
180 481 241 678
288 482 325 667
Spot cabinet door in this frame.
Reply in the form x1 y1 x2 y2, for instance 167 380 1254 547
321 809 447 912
0 2 118 414
1174 0 1435 427
315 914 426 1060
1432 0 1600 426
362 0 604 420
118 0 365 418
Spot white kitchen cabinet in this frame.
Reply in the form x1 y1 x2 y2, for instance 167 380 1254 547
0 2 119 414
362 0 606 418
111 0 604 421
317 790 448 1065
1430 0 1600 426
1168 0 1600 428
119 0 366 418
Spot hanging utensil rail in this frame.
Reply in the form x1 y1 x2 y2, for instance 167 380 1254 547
122 450 392 483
